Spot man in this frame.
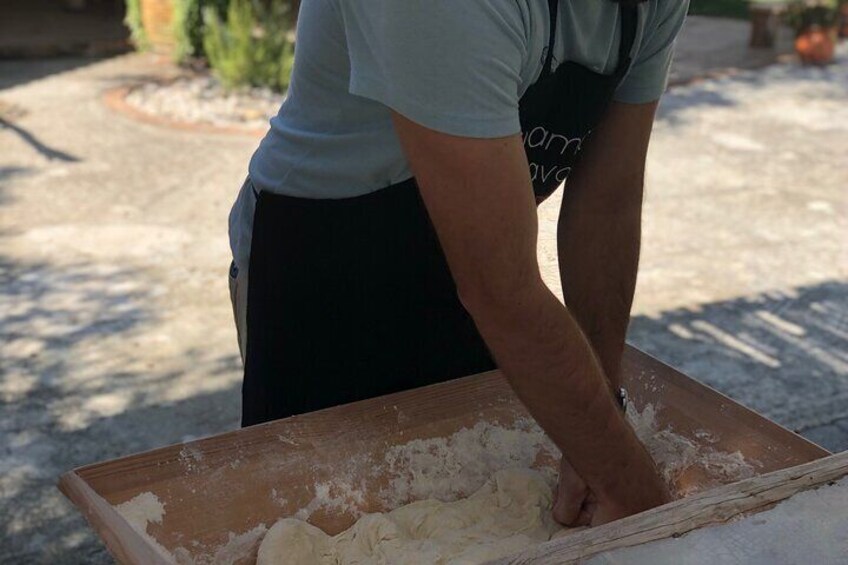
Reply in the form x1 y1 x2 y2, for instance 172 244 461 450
229 0 688 527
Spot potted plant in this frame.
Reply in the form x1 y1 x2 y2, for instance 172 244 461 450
784 0 839 64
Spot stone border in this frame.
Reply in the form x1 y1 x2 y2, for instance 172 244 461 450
102 81 267 137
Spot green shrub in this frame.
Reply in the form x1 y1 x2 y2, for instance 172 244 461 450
124 0 149 50
173 0 230 61
202 0 295 92
784 0 839 33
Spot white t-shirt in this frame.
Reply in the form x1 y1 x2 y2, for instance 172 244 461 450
230 0 689 271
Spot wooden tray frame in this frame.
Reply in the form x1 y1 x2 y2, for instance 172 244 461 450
59 347 831 564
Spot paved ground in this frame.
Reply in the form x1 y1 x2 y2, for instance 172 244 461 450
669 15 795 85
1 21 846 565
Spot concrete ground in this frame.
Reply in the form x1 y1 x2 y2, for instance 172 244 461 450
668 15 795 85
1 17 846 565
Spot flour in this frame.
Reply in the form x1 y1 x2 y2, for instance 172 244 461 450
115 491 174 563
179 445 207 474
257 468 562 565
627 404 759 496
378 418 561 509
115 491 270 565
173 525 269 565
289 404 758 521
115 405 760 564
292 479 368 521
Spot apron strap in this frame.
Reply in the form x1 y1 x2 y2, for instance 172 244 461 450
541 0 558 77
543 1 639 80
615 4 640 78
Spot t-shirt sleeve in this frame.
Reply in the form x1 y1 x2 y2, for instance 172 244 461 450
614 0 690 104
338 0 527 138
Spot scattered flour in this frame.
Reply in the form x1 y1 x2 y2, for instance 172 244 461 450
114 404 761 564
628 404 759 496
179 445 207 474
115 491 174 562
289 404 759 522
257 468 561 565
173 525 269 565
377 417 561 509
292 479 368 522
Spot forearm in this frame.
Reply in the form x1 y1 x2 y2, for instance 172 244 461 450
389 108 665 512
463 279 662 507
556 186 642 390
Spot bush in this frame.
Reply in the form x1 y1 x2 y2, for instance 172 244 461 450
124 0 149 50
784 0 839 33
202 0 295 92
173 0 230 61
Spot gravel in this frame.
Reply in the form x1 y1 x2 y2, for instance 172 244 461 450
123 74 283 131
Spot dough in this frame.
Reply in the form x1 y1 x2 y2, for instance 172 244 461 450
257 468 562 564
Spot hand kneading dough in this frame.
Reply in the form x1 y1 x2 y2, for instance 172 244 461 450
257 468 561 564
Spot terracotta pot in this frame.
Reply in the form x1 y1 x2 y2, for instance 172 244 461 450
140 0 175 54
794 25 837 65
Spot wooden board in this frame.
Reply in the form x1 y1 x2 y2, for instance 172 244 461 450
59 347 829 564
496 450 848 564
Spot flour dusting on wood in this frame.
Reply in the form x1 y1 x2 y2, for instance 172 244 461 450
111 404 761 564
114 491 174 562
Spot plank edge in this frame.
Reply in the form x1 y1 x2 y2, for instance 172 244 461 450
58 471 173 565
491 450 848 564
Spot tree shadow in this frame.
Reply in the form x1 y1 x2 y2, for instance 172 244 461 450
0 57 112 91
657 53 847 126
3 250 845 562
0 256 242 563
0 118 81 162
629 280 848 452
0 166 35 207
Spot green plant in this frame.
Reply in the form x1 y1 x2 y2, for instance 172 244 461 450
124 0 150 50
784 0 839 34
173 0 229 62
202 0 295 92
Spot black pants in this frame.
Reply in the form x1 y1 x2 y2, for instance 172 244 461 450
242 178 495 426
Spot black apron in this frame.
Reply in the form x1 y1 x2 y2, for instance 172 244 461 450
241 0 639 427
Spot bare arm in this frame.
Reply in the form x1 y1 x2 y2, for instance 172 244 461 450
390 111 667 521
558 101 658 391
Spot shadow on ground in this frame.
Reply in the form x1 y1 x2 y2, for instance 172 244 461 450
0 256 241 564
1 118 81 163
629 280 848 453
657 54 848 126
0 57 111 91
2 251 845 563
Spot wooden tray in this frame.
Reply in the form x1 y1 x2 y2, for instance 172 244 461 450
59 347 829 564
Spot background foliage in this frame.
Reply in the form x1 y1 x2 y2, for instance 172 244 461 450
202 0 295 92
173 0 231 62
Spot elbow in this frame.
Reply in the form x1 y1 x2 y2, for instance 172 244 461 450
454 265 546 325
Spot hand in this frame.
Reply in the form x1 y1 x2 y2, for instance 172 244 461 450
553 454 672 527
589 466 672 526
552 456 592 526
